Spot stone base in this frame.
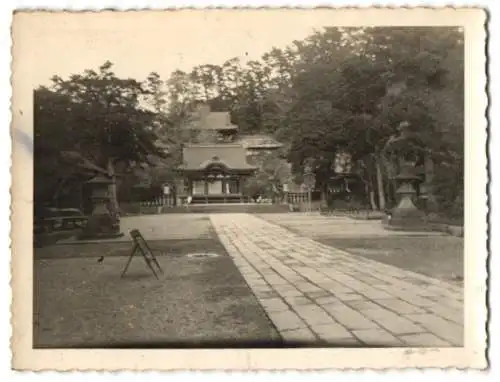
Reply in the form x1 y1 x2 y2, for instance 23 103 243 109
78 213 124 240
77 231 125 240
382 208 432 232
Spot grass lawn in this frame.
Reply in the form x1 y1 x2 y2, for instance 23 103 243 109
34 239 281 348
318 236 464 285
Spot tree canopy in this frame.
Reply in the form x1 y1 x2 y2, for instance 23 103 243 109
35 27 464 217
34 62 168 210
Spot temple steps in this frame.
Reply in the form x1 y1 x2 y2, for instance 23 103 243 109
190 195 249 204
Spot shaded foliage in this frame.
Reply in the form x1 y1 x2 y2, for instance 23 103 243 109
34 62 167 210
37 27 464 217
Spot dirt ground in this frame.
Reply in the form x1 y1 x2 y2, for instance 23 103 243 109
34 239 281 348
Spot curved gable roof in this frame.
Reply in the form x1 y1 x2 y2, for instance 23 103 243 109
179 144 256 171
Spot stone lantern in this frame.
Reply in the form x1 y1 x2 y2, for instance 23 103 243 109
79 174 124 240
383 122 430 231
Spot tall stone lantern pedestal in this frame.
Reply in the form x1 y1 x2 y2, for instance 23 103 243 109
79 174 124 240
383 164 430 232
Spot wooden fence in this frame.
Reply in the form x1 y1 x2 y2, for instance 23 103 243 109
285 192 323 212
139 195 176 208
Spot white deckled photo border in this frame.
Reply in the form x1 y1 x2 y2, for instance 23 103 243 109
9 6 488 371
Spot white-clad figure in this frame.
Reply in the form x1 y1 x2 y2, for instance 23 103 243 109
185 195 192 208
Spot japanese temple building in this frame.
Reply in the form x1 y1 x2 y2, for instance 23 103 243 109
175 105 258 204
176 144 257 203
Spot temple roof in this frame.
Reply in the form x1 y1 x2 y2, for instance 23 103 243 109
235 134 283 149
178 144 256 171
185 104 238 131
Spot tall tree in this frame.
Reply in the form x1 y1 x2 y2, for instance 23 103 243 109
36 61 167 212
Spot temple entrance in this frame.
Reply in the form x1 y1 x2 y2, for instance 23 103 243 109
192 180 204 195
175 144 257 204
207 179 223 195
185 171 244 203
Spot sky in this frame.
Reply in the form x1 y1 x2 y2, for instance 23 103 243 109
12 8 473 100
13 10 338 89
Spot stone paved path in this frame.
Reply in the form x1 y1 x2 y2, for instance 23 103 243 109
259 213 446 239
210 213 464 347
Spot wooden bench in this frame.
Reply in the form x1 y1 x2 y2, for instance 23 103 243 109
37 215 88 233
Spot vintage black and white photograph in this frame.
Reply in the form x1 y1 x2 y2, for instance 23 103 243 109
11 8 487 370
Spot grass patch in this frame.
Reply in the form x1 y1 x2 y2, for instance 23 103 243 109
318 236 464 284
34 239 281 348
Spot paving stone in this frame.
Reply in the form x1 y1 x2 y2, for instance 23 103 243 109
322 303 380 330
284 295 315 306
399 333 451 347
406 314 464 346
398 294 437 308
211 213 464 347
372 298 426 315
286 276 308 284
365 271 401 284
273 282 299 292
359 289 394 300
280 328 318 343
260 298 289 313
352 328 403 346
280 274 304 284
424 304 464 324
311 322 357 343
376 286 441 306
361 308 427 335
449 291 464 301
376 280 422 292
414 288 448 298
251 283 273 291
267 310 306 331
320 281 354 294
428 296 464 311
341 279 375 291
260 269 278 276
334 292 367 302
315 296 342 305
265 275 289 285
295 282 323 294
254 290 280 299
249 263 268 270
302 271 332 283
345 300 383 311
425 284 457 296
277 289 303 298
248 279 268 287
273 264 294 273
293 305 336 326
305 290 332 299
400 276 433 286
240 267 259 274
352 275 390 287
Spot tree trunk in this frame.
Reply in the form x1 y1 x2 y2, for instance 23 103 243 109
374 154 386 210
423 153 438 211
364 180 377 210
107 158 120 213
369 190 377 210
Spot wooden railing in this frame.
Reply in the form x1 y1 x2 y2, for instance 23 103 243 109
139 195 176 208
